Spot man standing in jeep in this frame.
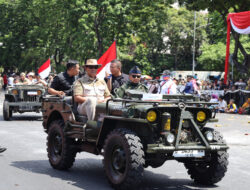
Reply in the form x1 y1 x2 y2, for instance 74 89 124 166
73 59 111 120
48 60 80 97
105 59 129 95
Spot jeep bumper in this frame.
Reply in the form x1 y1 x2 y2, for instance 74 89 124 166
8 102 41 111
146 143 229 154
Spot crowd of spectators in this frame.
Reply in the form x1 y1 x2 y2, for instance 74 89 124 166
144 75 250 115
1 70 249 114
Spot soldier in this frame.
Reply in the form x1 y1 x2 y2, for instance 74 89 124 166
48 60 80 97
105 59 129 95
0 146 6 153
73 59 111 120
114 66 148 98
19 72 29 84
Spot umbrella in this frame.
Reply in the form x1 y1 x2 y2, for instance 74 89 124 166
141 75 152 80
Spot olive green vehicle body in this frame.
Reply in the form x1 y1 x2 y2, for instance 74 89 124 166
42 93 228 158
3 85 46 120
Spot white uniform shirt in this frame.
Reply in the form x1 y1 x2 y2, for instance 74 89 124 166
159 79 177 95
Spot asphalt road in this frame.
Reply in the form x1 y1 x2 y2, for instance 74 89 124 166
0 91 250 190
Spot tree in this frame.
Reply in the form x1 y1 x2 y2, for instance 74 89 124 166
178 0 250 75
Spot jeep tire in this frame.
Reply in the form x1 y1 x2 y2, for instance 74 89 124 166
3 100 12 121
47 120 77 170
103 128 145 190
184 130 229 185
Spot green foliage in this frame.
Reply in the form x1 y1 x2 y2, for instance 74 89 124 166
1 0 245 77
198 35 250 71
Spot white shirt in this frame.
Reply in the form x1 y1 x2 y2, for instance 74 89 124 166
8 77 14 86
218 100 227 109
159 79 177 95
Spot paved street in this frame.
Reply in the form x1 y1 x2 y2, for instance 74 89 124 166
0 91 250 190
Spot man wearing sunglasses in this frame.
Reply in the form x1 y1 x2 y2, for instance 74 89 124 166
73 59 111 120
48 60 80 97
114 66 148 98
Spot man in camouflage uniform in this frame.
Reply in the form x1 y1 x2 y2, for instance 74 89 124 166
73 59 111 120
114 66 148 98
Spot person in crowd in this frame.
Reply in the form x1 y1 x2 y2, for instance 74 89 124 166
158 70 177 94
217 80 225 90
48 60 80 97
34 73 48 87
225 99 238 113
177 79 186 93
105 59 129 95
114 66 148 98
209 94 218 103
0 146 7 153
231 85 237 92
19 72 29 84
216 96 227 113
47 73 55 87
246 79 250 90
0 73 4 90
239 98 250 114
148 80 159 94
235 79 246 90
3 73 8 90
8 73 15 87
13 78 20 85
73 59 111 120
27 72 36 84
183 75 194 94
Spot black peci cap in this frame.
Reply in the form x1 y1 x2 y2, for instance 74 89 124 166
129 66 141 74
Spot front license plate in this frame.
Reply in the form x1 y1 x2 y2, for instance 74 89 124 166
173 150 205 158
27 91 37 95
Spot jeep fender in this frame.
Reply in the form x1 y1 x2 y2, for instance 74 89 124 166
96 116 150 150
5 94 15 102
44 110 64 132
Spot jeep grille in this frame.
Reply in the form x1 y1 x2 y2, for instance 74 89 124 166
17 90 42 102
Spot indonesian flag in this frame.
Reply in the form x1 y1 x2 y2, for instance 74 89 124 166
38 58 51 79
224 11 250 84
97 41 117 79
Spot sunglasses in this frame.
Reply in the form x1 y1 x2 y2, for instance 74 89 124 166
86 66 98 69
132 75 141 78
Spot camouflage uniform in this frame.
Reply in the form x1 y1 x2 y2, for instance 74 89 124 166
73 74 110 120
114 81 148 99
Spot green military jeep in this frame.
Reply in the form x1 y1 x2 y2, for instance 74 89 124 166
3 84 46 120
42 92 228 190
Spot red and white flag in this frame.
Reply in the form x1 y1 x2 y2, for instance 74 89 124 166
38 58 51 79
224 11 250 84
97 41 117 79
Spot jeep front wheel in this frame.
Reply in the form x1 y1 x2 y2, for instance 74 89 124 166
184 130 229 185
103 128 145 190
3 100 12 121
47 120 77 170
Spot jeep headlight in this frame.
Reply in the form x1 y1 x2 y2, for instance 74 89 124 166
205 131 214 141
147 110 157 122
197 111 206 122
165 132 175 144
12 89 18 95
